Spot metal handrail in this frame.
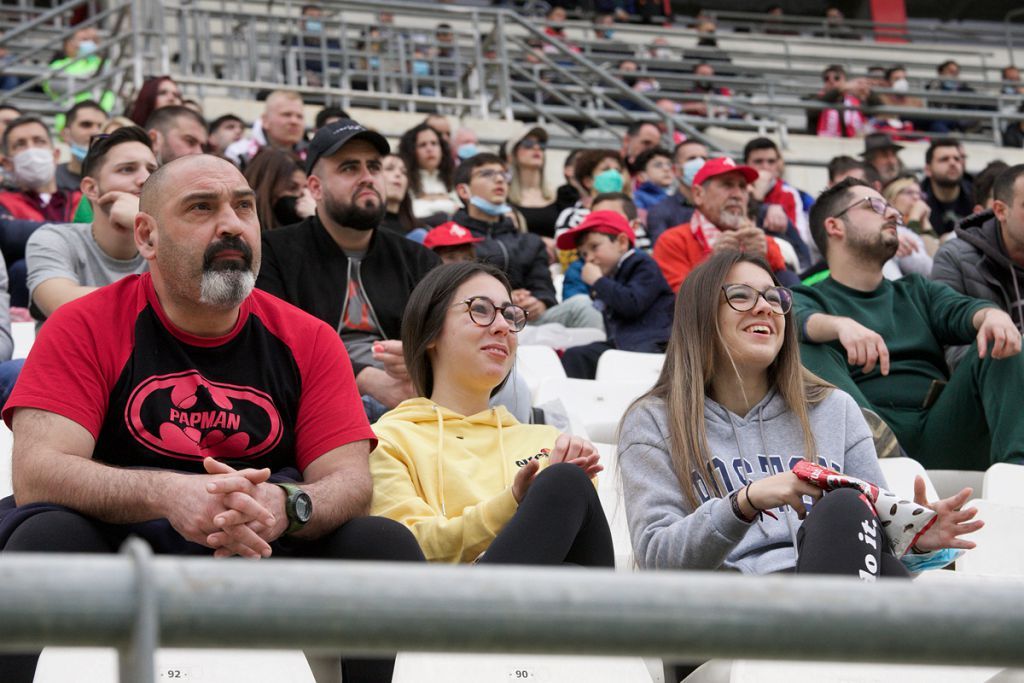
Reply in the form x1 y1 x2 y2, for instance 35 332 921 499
3 544 1024 683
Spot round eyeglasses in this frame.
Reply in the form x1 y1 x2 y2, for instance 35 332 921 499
721 283 793 315
457 296 528 332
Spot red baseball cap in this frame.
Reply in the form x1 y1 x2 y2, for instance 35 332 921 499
424 221 484 249
555 210 636 251
692 156 759 187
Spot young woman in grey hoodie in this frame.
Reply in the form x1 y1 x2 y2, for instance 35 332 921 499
618 251 980 578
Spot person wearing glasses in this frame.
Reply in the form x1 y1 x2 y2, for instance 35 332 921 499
618 250 977 592
26 126 154 321
796 177 1024 471
370 261 614 566
453 153 603 332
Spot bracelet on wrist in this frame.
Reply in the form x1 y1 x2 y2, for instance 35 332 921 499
730 489 757 524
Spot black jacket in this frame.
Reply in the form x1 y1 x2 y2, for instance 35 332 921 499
922 177 975 236
256 215 440 376
591 250 675 352
452 208 557 308
931 210 1024 367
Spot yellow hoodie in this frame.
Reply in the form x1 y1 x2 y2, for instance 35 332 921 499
370 397 561 563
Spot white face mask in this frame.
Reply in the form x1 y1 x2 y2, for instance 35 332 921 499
12 147 56 189
892 78 909 92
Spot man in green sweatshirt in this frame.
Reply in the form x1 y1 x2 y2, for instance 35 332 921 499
794 177 1024 470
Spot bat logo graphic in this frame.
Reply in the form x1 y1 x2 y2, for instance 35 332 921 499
125 370 283 462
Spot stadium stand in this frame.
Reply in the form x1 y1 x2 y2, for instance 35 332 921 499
7 1 1024 681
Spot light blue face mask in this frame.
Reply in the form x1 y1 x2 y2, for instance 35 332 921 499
304 20 323 34
457 143 479 160
70 142 89 162
592 168 624 194
470 195 512 217
412 60 431 77
78 40 97 56
682 157 706 187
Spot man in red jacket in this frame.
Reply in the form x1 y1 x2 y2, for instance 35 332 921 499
0 116 81 222
652 156 788 291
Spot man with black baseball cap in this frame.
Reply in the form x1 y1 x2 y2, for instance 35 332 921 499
257 119 439 419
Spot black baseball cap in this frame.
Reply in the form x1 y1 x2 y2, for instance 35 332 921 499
305 118 390 174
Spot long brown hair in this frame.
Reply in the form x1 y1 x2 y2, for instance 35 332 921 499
634 251 832 507
243 148 304 232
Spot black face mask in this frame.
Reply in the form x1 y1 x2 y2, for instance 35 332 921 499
273 195 302 228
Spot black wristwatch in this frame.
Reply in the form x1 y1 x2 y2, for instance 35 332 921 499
275 483 313 536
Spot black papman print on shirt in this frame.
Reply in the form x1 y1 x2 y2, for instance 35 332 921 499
125 370 283 462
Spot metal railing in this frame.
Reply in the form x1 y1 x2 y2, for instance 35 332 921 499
0 0 134 114
2 539 1024 683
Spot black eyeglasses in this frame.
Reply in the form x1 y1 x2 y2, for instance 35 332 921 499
721 284 793 315
518 139 546 151
456 296 528 332
834 196 903 223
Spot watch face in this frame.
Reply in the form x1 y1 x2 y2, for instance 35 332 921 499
294 492 313 523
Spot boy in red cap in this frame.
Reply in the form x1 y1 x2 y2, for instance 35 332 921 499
556 210 675 378
423 220 483 264
652 156 791 291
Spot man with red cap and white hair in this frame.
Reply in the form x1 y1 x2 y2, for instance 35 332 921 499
556 210 675 379
652 157 791 291
423 220 483 263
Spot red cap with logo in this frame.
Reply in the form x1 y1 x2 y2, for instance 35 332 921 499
555 210 636 251
424 221 485 249
692 156 759 187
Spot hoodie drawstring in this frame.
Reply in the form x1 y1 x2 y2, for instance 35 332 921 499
757 409 802 565
495 409 511 487
433 405 447 517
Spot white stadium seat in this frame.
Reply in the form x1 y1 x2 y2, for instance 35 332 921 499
982 462 1024 506
516 345 567 403
534 378 649 444
955 499 1024 577
876 457 938 502
594 350 665 387
393 652 654 682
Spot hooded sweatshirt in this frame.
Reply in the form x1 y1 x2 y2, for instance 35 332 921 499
370 397 561 563
618 388 885 575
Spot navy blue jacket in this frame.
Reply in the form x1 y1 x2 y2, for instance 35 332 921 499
591 250 675 352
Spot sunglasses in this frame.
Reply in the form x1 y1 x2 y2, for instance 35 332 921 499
518 139 546 151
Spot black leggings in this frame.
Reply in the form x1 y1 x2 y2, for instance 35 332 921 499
796 487 909 579
0 511 426 683
480 462 614 568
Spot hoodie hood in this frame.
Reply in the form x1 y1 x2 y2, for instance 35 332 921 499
380 396 520 428
370 397 562 563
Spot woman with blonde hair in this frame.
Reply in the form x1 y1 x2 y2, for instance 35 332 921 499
883 175 939 257
618 250 978 578
507 126 559 240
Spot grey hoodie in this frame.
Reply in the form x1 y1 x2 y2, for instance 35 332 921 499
618 388 885 575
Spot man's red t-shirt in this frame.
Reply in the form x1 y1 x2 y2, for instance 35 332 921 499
4 273 373 474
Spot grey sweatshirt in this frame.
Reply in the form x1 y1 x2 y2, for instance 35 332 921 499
618 388 886 574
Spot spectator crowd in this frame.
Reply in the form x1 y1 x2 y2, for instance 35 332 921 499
1 3 1021 681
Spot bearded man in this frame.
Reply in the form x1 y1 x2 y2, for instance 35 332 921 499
794 177 1024 471
257 119 439 416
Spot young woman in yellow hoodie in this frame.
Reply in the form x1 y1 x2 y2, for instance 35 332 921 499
370 262 614 566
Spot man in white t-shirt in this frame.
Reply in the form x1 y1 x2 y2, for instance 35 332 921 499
26 125 156 320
